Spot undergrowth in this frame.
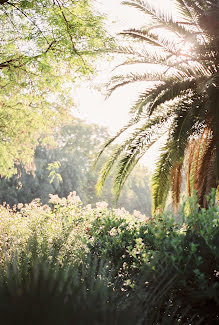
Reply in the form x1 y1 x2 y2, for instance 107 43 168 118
0 191 218 324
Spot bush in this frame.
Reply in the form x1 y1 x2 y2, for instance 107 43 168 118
87 192 219 323
0 192 218 323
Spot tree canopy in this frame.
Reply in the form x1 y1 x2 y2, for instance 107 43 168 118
0 0 113 176
96 0 219 213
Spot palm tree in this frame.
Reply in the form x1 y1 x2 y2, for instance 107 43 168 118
96 0 219 213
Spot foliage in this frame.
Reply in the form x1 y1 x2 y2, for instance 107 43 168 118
0 256 119 325
0 191 218 323
0 119 152 215
0 192 89 266
87 191 219 323
47 161 62 184
0 0 113 176
0 192 173 324
97 0 219 213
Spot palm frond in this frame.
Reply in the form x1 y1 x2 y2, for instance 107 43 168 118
107 67 193 98
107 72 163 97
130 77 205 117
112 56 169 70
152 142 183 214
164 58 212 77
96 121 156 196
122 0 200 40
191 130 216 206
122 0 207 44
129 90 156 116
96 145 124 196
152 148 172 214
95 102 174 171
171 162 183 213
121 29 178 55
97 112 172 199
121 0 171 23
183 0 205 15
129 79 190 116
185 139 197 196
175 0 202 24
112 45 168 61
148 79 198 115
94 117 140 166
176 0 209 51
152 95 206 213
188 61 212 78
112 127 165 200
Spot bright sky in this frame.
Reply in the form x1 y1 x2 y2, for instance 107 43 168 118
73 0 174 170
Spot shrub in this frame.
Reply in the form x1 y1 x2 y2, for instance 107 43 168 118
0 192 218 323
89 193 219 323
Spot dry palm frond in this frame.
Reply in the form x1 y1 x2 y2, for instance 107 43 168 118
194 136 216 207
185 139 197 196
171 162 183 213
186 128 216 207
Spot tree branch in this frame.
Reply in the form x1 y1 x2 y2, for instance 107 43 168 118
7 1 50 44
54 0 87 66
0 41 57 69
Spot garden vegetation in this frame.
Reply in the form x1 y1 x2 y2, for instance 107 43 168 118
0 192 218 324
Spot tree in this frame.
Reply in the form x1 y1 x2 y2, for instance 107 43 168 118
0 0 113 176
0 119 151 215
96 0 219 213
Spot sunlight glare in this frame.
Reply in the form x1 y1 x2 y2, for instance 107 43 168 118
76 0 184 171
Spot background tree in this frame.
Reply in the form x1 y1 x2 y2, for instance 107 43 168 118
0 119 152 215
0 0 113 176
96 0 219 213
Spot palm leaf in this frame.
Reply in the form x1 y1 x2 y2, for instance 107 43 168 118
97 112 173 199
94 116 140 165
122 0 202 40
190 129 217 206
112 130 163 200
152 95 206 212
107 72 163 96
96 144 125 196
171 162 183 213
185 139 197 196
148 79 198 115
121 29 178 55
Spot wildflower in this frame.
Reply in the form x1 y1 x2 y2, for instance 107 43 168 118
67 192 82 205
96 202 108 210
109 227 117 236
17 203 23 209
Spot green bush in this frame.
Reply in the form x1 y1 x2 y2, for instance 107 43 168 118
0 191 218 323
0 242 196 325
87 192 219 323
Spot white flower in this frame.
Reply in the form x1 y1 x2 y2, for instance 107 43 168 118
85 204 92 210
67 192 82 205
96 201 108 210
109 228 117 236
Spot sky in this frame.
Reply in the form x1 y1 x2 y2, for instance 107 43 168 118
73 0 174 170
73 0 147 130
